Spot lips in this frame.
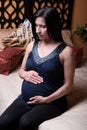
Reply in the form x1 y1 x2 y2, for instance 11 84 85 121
38 34 43 39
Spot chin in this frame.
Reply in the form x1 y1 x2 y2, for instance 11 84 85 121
39 37 43 41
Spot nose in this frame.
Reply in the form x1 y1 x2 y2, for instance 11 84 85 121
36 26 41 34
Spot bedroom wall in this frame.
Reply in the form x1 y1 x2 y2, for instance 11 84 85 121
71 0 87 58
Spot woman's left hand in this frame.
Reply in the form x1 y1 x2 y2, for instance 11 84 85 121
27 96 49 104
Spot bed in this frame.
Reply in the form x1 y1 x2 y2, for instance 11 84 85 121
0 56 87 130
0 0 87 130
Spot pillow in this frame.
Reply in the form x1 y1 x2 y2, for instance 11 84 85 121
62 30 83 67
62 29 74 46
2 19 33 50
0 28 13 51
0 47 23 75
0 43 5 51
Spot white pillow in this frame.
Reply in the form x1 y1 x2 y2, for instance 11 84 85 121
62 30 74 46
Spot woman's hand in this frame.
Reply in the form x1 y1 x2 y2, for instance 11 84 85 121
24 70 43 84
27 96 50 104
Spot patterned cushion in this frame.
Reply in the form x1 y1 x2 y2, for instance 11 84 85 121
2 19 33 50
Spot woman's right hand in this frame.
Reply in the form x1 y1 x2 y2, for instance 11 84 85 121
24 70 43 84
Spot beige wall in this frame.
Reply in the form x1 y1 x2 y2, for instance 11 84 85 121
71 0 87 57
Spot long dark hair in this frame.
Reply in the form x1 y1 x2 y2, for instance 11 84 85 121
32 7 63 42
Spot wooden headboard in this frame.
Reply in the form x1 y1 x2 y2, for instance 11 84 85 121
0 0 74 29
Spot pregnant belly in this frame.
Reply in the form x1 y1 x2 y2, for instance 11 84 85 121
21 80 52 102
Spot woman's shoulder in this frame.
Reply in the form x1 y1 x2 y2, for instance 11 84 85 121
59 42 73 54
65 45 74 55
26 40 35 54
59 44 75 62
63 45 74 57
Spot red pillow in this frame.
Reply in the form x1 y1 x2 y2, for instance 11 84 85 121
0 47 23 75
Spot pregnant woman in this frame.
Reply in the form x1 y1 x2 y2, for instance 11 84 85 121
0 7 75 130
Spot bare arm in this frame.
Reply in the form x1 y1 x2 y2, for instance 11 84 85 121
18 41 34 78
45 46 75 103
18 41 43 84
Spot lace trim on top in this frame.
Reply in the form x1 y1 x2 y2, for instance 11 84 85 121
32 42 66 65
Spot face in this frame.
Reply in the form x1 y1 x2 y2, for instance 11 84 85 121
35 17 50 41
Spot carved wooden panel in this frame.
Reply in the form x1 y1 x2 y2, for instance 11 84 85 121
0 0 25 28
0 0 74 29
30 0 74 29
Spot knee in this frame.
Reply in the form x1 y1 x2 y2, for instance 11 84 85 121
19 116 35 130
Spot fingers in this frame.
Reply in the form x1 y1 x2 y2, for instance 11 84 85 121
27 96 42 104
31 74 43 84
27 96 48 104
25 70 43 84
27 97 38 104
30 72 43 84
27 100 38 104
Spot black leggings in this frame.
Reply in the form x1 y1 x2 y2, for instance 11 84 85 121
0 98 66 130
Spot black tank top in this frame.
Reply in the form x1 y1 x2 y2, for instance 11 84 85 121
19 42 67 108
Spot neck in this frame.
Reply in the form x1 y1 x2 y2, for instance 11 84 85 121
39 39 56 45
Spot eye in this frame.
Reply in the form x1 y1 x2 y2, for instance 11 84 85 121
35 24 46 29
41 25 46 28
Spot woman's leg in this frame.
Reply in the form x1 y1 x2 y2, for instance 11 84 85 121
0 98 28 130
20 103 66 130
